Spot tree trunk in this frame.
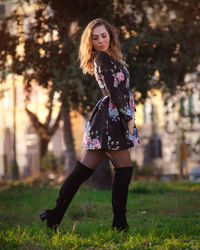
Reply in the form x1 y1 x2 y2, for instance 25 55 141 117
61 103 77 174
39 137 50 159
38 137 50 172
25 106 62 172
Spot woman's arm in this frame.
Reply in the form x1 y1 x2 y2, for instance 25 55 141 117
94 51 133 121
128 118 135 136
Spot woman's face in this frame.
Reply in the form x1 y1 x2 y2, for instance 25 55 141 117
91 25 110 53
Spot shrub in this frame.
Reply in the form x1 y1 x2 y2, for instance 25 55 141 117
40 152 65 173
132 161 155 178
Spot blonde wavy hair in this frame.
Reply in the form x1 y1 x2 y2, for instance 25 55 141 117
79 18 123 75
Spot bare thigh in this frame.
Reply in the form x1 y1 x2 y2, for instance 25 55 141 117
105 149 132 168
80 149 106 170
80 149 132 170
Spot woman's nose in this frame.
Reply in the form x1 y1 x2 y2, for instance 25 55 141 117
99 37 103 43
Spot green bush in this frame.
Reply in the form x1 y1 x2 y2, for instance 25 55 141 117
40 152 65 173
132 161 155 177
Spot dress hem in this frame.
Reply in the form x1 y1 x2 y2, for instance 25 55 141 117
81 144 137 151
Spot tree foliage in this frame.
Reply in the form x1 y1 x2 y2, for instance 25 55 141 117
0 0 200 107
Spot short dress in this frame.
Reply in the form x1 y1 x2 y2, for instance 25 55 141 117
82 51 140 150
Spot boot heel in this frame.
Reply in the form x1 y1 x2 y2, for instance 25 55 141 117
39 211 48 221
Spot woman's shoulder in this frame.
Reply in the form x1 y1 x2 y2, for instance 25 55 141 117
94 51 125 67
94 51 112 63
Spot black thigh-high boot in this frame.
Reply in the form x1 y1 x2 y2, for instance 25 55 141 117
39 161 94 230
112 166 133 231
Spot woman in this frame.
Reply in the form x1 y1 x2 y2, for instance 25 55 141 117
39 18 140 232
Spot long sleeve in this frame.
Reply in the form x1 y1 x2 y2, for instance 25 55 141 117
94 51 134 121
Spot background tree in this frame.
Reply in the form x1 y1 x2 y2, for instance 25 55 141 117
114 0 200 101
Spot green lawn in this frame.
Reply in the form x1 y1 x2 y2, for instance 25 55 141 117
0 180 200 249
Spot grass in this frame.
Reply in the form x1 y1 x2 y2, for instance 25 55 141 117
0 179 200 249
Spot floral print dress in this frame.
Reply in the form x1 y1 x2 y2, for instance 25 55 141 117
82 51 140 150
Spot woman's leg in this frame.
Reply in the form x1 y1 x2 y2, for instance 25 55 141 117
40 149 106 230
105 149 133 231
80 149 106 170
105 149 132 168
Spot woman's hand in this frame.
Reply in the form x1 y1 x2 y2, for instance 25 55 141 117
127 118 135 136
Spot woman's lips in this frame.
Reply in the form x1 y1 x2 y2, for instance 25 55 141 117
99 45 106 49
